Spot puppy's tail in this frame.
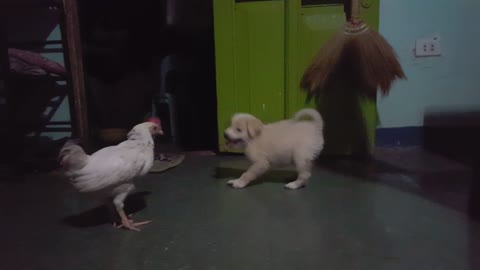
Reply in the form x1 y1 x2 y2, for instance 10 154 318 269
293 108 323 129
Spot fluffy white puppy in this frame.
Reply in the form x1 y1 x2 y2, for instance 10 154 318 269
224 108 324 189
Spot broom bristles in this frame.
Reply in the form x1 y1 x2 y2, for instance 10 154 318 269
355 29 406 96
300 26 406 99
300 28 347 94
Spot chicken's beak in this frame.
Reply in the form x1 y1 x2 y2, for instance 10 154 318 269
154 126 163 136
150 124 163 136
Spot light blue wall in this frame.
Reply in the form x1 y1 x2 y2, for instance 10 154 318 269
41 25 72 140
377 0 480 128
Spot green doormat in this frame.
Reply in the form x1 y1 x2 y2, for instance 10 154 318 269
149 153 185 173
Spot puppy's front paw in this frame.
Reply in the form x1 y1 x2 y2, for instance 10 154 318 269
284 181 305 190
228 179 248 189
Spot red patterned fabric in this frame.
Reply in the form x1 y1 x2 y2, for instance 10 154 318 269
8 48 66 76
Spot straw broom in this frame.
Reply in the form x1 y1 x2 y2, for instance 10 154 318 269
300 0 406 101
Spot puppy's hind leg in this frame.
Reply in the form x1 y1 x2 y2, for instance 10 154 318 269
285 157 313 190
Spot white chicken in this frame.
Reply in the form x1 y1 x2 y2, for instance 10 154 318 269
58 120 163 231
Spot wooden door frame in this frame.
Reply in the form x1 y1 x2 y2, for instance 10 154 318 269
62 0 89 142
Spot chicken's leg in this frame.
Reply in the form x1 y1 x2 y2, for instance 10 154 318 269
115 207 151 231
112 188 151 231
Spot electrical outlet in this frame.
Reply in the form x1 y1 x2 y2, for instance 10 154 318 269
415 37 441 57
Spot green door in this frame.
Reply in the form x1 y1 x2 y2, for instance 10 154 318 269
214 0 380 154
214 0 286 152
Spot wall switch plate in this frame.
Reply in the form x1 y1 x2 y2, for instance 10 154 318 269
415 36 441 57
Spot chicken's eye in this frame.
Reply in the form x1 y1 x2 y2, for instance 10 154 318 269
236 128 242 132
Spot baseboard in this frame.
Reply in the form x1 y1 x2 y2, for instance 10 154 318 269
377 110 480 151
375 127 423 147
376 124 480 164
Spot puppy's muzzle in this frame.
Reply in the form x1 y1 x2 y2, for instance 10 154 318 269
224 132 243 145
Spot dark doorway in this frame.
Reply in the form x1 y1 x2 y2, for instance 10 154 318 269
78 0 218 151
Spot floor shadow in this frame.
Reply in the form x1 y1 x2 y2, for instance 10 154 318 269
469 163 480 270
317 149 478 217
423 109 480 217
469 221 480 270
62 191 151 228
214 169 297 187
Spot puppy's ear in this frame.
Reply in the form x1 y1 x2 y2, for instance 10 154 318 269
247 118 263 138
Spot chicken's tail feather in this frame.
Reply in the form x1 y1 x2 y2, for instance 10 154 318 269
58 139 88 170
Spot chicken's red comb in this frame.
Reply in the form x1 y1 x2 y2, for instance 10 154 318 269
147 117 161 126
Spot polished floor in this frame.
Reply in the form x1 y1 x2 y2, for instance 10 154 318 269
1 148 479 270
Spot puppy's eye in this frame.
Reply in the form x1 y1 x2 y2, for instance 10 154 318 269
236 128 242 132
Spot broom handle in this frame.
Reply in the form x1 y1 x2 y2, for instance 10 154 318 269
350 0 361 21
344 0 352 21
